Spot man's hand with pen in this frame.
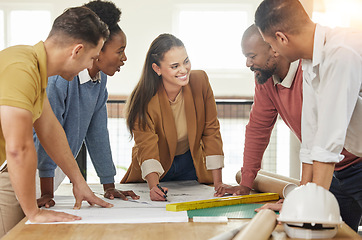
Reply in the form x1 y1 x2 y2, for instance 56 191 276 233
145 172 169 201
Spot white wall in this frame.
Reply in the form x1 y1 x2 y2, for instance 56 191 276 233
3 0 262 98
2 0 362 97
97 0 262 98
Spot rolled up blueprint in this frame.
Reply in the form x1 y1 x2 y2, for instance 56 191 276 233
257 169 300 186
232 209 277 240
208 222 248 240
236 170 299 198
253 174 298 199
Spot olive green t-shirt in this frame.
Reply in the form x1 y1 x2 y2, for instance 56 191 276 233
0 41 48 165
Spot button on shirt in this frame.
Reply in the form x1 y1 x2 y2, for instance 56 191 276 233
300 24 362 164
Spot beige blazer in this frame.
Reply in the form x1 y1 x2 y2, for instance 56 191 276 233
121 70 223 184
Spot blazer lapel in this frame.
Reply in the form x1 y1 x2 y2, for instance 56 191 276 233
158 86 177 159
183 84 197 150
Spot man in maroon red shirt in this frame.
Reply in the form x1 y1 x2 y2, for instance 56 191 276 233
215 24 303 196
215 24 362 231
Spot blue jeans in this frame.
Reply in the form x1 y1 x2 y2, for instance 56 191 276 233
329 162 362 232
161 150 198 182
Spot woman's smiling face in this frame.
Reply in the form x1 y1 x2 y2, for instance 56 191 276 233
153 46 191 90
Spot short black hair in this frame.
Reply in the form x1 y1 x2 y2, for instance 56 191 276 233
48 6 109 47
255 0 310 37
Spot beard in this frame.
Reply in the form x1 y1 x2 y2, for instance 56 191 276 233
250 66 274 85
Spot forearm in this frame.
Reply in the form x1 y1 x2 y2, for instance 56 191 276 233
241 155 263 189
36 137 58 178
7 145 39 218
85 104 116 184
212 168 222 185
241 92 278 188
145 172 160 190
301 162 313 185
312 161 335 190
301 158 335 190
40 177 54 197
1 106 40 219
103 183 115 192
35 124 83 184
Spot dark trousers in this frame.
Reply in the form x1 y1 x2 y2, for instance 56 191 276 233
330 162 362 232
161 150 197 182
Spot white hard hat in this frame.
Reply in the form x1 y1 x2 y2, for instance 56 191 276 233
278 182 343 239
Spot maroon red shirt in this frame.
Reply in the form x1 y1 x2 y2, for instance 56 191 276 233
241 61 362 189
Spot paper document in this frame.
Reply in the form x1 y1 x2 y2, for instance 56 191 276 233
55 180 217 208
27 181 215 224
26 207 188 224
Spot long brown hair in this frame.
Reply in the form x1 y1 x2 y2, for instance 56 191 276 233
126 33 184 136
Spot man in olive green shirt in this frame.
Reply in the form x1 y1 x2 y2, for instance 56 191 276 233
0 7 113 237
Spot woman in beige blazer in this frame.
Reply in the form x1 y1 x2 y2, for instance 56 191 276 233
121 34 225 201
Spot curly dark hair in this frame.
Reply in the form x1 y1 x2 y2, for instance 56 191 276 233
83 0 122 39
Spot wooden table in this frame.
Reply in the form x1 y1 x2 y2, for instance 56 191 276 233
2 183 360 240
3 217 359 239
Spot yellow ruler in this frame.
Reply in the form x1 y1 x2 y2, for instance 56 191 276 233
166 192 279 212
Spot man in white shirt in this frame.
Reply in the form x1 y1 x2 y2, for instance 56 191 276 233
254 0 362 232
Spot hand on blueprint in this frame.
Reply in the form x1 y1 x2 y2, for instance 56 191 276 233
150 185 169 201
255 199 284 213
29 208 82 223
104 188 140 201
214 184 251 197
72 182 114 209
37 194 55 208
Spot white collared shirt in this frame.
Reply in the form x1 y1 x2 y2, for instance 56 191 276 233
272 60 299 87
78 69 101 84
300 24 362 164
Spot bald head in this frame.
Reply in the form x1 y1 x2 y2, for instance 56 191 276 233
241 24 277 85
242 24 269 49
242 24 272 60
